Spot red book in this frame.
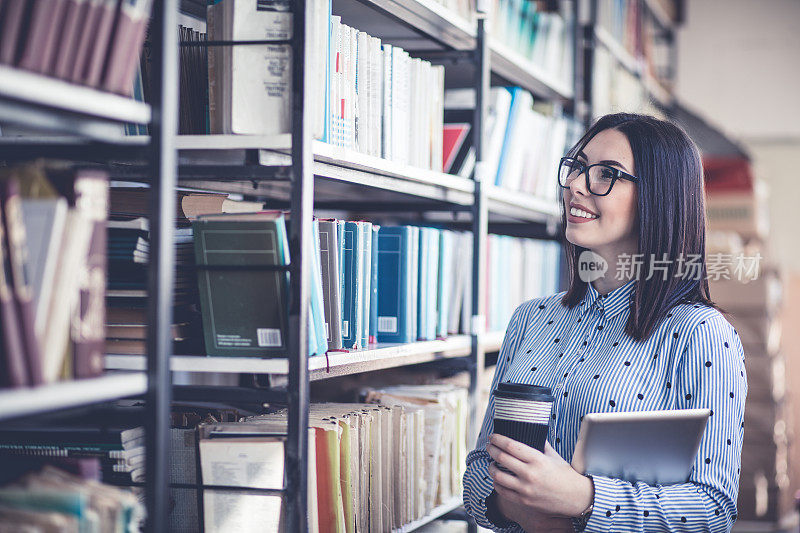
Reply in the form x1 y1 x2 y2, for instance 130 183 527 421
0 0 32 65
0 199 28 388
101 0 152 94
52 0 91 79
2 179 43 386
80 0 118 86
17 0 68 75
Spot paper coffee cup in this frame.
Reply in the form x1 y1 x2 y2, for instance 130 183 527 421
492 383 554 452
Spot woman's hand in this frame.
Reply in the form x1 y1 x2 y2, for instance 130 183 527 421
487 433 594 519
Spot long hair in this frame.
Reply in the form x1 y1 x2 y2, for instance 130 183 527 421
559 113 725 342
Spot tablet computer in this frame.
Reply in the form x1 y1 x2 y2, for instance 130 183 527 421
570 408 711 485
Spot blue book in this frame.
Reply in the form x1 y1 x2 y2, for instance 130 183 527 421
376 226 413 343
359 221 372 349
409 226 419 341
495 87 523 187
341 221 361 349
436 230 454 339
417 228 440 341
310 221 329 356
417 227 430 341
369 225 379 344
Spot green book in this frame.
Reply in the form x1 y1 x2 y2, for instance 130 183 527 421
194 212 290 357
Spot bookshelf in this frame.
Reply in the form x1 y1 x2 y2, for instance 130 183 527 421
581 0 679 126
0 0 577 531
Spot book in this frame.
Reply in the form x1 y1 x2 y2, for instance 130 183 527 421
17 0 68 74
341 221 362 349
207 0 329 138
317 220 342 350
2 179 44 385
21 198 68 339
369 225 379 344
71 170 109 379
193 212 290 357
376 226 413 343
101 0 153 95
0 202 28 387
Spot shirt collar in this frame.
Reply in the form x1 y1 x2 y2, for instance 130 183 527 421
578 278 637 320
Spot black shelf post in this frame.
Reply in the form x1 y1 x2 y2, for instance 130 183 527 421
468 8 489 454
285 0 313 528
145 0 178 531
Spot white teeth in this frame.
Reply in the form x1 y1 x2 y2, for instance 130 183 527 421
570 207 598 219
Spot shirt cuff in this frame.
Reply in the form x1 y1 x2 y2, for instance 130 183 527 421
582 475 620 532
486 489 518 529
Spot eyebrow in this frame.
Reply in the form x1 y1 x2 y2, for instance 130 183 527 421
576 151 630 172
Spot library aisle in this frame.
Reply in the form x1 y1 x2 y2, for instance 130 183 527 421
0 0 798 532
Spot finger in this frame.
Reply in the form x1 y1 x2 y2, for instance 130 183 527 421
490 433 542 463
488 460 525 493
487 442 529 475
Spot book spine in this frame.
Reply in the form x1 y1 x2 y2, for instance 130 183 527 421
369 225 379 345
2 179 43 385
0 202 28 387
359 221 371 349
83 0 118 86
381 44 392 160
52 0 89 79
18 0 68 74
0 0 31 65
71 170 109 378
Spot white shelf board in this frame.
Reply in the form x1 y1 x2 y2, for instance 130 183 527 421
105 334 513 379
356 0 476 50
593 27 642 76
0 65 151 125
485 184 561 224
481 330 505 352
393 497 463 532
0 373 147 422
489 39 574 101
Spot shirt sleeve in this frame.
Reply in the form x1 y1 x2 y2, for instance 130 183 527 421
584 314 748 532
462 300 532 532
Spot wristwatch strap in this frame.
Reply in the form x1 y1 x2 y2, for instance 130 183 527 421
571 503 593 532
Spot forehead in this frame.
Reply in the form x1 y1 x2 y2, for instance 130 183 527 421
580 128 635 172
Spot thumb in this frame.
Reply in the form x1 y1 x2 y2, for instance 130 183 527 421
544 440 567 463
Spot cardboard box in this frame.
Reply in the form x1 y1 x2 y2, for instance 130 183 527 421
705 179 770 241
710 271 783 315
729 313 782 356
744 356 786 403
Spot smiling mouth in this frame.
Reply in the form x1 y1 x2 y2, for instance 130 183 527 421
569 206 599 220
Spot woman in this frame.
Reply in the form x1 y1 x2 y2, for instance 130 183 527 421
463 113 747 532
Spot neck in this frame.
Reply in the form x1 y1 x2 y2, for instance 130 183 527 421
587 245 638 296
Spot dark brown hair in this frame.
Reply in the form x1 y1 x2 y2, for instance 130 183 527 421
559 113 725 342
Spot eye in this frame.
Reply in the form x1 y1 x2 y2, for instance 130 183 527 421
599 167 616 180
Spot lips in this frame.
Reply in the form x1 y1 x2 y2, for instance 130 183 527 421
569 202 599 216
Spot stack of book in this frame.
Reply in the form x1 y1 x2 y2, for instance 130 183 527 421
0 163 108 389
488 0 573 86
195 384 467 532
444 87 581 202
0 419 146 486
105 187 264 356
205 0 445 171
0 465 144 531
0 0 153 95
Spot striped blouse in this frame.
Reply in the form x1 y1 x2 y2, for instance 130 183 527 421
463 278 748 532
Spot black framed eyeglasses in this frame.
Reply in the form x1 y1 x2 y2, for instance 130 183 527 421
557 156 640 196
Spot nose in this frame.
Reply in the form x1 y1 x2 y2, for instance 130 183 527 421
569 170 591 198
